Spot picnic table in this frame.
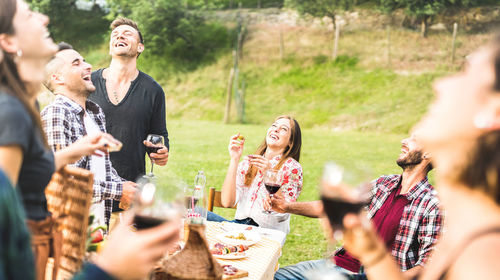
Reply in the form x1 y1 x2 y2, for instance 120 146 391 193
46 220 286 280
205 221 286 280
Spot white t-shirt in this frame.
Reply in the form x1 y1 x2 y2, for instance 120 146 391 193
83 113 106 225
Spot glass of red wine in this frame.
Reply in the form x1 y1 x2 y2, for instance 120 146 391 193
262 169 282 214
132 176 184 230
145 134 164 178
320 162 372 241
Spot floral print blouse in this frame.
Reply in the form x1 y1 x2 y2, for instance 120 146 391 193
234 155 303 233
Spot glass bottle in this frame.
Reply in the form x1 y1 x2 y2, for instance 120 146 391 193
186 171 207 224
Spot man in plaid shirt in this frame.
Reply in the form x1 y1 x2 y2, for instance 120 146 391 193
272 134 443 280
41 44 137 227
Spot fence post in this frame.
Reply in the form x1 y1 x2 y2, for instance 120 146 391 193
386 25 391 66
237 26 245 60
332 23 340 60
451 22 458 63
224 51 238 124
279 27 284 60
236 80 246 123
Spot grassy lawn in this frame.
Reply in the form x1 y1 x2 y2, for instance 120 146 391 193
153 119 405 266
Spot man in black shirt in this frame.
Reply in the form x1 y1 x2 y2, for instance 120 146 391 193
90 17 169 211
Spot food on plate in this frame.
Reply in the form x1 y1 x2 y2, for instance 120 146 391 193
222 265 239 276
245 226 253 230
210 243 249 255
226 232 247 240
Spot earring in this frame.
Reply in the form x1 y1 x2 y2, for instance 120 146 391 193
13 49 22 63
473 113 493 129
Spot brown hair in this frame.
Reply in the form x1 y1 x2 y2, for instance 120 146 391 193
110 17 144 45
458 37 500 204
244 115 302 186
0 0 47 146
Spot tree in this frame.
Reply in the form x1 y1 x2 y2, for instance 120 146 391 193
28 0 109 51
286 0 353 28
106 0 232 68
380 0 474 38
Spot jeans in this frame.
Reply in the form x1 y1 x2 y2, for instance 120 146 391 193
206 211 259 227
274 259 367 280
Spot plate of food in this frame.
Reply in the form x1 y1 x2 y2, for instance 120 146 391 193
216 230 261 246
213 252 248 260
211 243 249 259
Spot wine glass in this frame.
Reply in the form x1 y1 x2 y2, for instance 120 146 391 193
132 176 184 230
320 162 372 241
303 162 371 280
145 134 164 177
262 169 282 214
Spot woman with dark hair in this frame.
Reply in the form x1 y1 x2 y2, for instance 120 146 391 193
340 37 500 280
212 115 303 233
0 1 180 279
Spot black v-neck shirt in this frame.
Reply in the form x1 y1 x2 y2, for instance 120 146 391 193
90 69 169 182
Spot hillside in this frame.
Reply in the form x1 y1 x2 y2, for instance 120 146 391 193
79 8 498 134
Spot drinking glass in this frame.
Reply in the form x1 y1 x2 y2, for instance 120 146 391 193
132 176 184 230
262 169 282 214
303 162 371 280
145 134 164 177
320 162 372 242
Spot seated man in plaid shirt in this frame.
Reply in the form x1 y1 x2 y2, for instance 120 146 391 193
41 43 137 228
271 134 443 280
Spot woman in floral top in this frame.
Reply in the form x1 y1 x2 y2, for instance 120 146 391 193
209 115 303 233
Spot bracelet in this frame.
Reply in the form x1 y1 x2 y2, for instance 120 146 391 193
363 249 387 268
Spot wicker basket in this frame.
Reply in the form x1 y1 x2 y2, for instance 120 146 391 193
154 224 223 280
45 166 94 276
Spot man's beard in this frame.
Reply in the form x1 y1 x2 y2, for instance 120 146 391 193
396 150 424 170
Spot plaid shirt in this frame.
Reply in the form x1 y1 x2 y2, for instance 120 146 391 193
368 175 443 271
41 95 124 226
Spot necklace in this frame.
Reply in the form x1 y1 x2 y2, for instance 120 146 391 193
113 90 119 104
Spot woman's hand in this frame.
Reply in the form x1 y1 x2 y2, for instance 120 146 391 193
95 212 180 279
54 133 109 170
342 213 387 265
248 155 271 173
228 133 244 160
71 133 108 158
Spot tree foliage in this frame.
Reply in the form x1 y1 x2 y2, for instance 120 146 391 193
379 0 483 36
286 0 353 24
28 0 109 51
106 0 233 69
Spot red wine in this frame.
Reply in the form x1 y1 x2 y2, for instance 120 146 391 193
146 146 160 156
265 183 281 195
321 196 366 229
133 214 166 230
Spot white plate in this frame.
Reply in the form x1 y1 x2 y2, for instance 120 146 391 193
216 230 262 246
212 251 248 260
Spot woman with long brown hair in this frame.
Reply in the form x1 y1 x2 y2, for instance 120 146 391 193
0 1 180 279
210 115 303 233
339 36 500 280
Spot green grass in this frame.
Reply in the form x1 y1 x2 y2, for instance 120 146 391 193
152 119 405 265
156 54 441 133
